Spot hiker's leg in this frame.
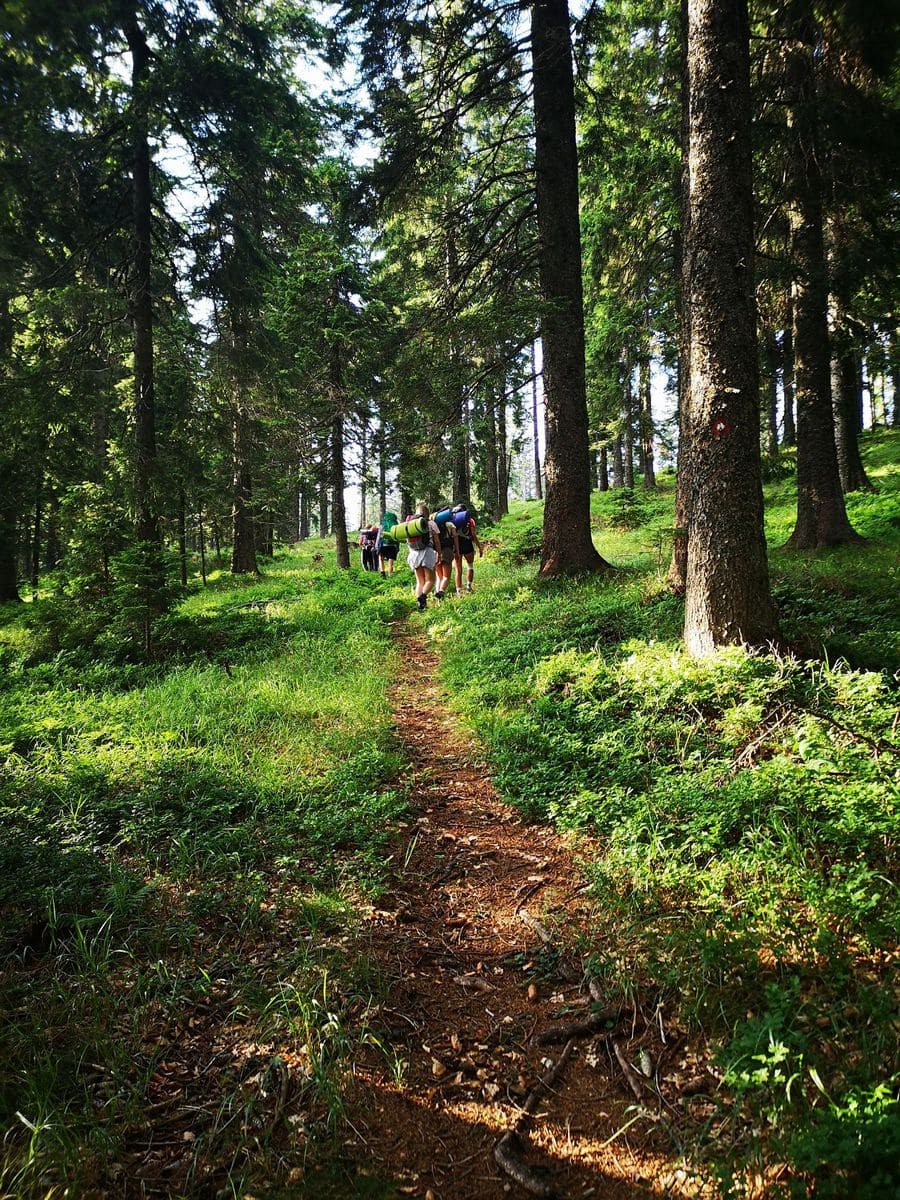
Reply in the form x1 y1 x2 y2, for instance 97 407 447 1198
464 552 475 590
453 554 463 591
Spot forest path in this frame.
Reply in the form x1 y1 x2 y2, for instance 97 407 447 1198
342 628 686 1200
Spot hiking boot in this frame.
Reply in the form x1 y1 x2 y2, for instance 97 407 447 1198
455 588 462 597
435 590 444 601
417 594 427 611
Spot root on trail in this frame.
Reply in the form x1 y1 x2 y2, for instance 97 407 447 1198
494 1038 576 1198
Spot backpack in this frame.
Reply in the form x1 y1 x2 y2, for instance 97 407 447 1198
405 514 429 551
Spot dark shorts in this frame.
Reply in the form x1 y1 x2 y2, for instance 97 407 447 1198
439 546 456 565
379 543 398 561
457 538 474 558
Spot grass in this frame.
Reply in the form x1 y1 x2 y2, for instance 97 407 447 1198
427 429 900 1197
1 432 897 1197
0 548 412 1198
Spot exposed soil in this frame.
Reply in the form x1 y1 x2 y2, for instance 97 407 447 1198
340 630 704 1200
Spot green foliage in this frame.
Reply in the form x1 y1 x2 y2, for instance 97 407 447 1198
0 549 408 1196
429 432 900 1194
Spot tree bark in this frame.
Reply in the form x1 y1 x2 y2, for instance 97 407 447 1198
484 393 500 521
359 419 368 528
781 294 796 445
598 445 609 491
668 0 691 593
532 0 609 575
531 340 543 499
683 0 778 655
177 486 188 585
0 497 20 602
639 358 656 488
622 364 635 489
198 512 207 585
611 435 624 488
498 394 509 517
832 349 874 492
763 326 779 460
331 348 350 569
231 406 259 574
299 484 310 540
783 19 860 549
125 11 160 548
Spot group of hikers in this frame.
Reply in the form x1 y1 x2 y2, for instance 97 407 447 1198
357 501 484 610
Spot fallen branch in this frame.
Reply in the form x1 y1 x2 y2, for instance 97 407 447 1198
494 1038 576 1197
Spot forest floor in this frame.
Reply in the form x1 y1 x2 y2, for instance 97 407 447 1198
336 628 703 1200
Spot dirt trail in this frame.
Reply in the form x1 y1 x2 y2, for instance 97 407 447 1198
343 631 690 1200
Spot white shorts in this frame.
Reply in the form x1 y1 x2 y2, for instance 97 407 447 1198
407 546 437 570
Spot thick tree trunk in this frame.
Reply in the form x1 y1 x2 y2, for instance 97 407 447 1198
833 350 874 492
125 13 160 548
639 358 656 488
783 21 860 549
683 0 778 655
532 0 609 575
531 341 543 499
231 407 259 574
598 445 609 491
669 0 691 592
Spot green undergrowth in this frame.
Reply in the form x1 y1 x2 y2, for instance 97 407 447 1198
0 548 410 1198
429 431 899 1196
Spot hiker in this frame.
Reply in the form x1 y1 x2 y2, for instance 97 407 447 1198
434 508 460 601
453 503 484 594
406 501 441 611
358 524 379 572
376 511 399 576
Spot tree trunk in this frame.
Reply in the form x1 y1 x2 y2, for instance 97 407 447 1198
763 327 779 459
299 485 310 540
781 295 796 445
30 491 42 589
532 0 609 575
668 0 691 593
378 423 388 512
531 340 543 499
231 406 259 574
125 12 160 548
639 358 656 488
497 394 509 517
198 512 207 585
623 369 635 489
483 393 500 521
177 486 187 585
598 445 609 491
612 435 624 487
46 491 60 570
359 419 368 528
783 20 860 549
0 497 20 602
833 350 874 492
892 351 899 426
683 0 778 655
331 348 350 569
